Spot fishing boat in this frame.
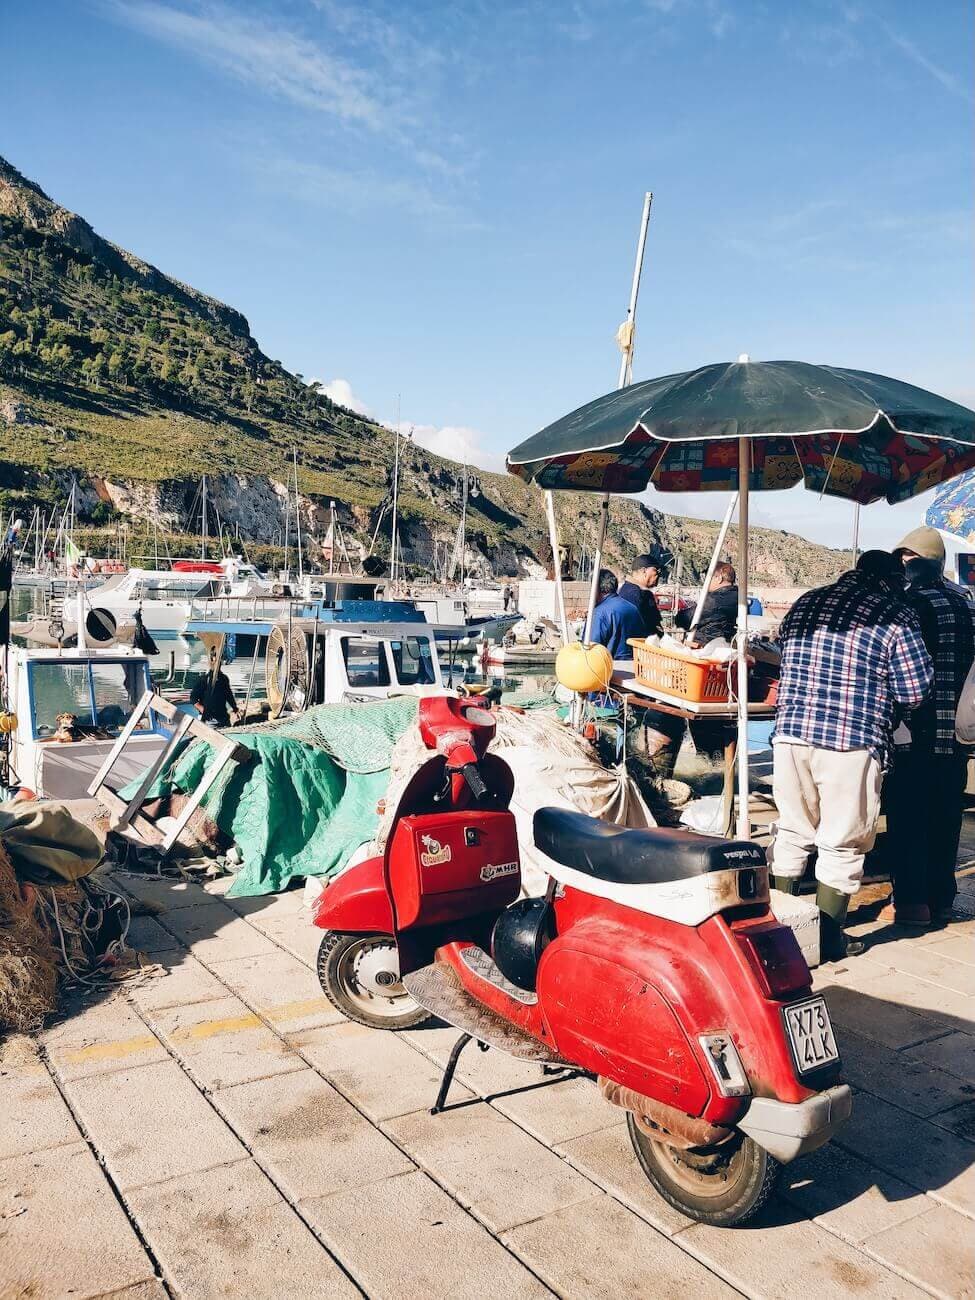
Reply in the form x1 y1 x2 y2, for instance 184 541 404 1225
1 642 168 800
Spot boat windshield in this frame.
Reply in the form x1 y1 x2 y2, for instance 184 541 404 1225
388 637 437 685
30 660 153 737
341 639 391 688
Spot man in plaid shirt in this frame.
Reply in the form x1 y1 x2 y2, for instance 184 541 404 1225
883 528 975 926
771 551 933 959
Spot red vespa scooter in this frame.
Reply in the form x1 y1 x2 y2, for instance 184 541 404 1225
314 696 851 1227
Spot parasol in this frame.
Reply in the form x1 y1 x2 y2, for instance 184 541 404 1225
507 358 975 838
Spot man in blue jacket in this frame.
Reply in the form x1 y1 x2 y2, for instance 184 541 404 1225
590 569 644 660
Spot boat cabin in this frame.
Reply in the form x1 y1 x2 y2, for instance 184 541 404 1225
3 647 169 800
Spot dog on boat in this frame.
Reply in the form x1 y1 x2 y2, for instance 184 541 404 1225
52 712 79 743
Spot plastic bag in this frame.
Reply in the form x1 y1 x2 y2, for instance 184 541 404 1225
956 659 975 745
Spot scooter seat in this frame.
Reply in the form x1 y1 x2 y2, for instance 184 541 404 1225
533 807 765 887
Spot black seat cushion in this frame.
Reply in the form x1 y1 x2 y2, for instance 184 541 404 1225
533 807 766 888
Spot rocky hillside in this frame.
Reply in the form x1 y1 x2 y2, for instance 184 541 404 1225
0 154 849 584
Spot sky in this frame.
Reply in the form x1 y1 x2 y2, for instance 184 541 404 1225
2 0 972 551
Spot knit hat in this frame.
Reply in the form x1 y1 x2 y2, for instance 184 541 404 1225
893 526 945 563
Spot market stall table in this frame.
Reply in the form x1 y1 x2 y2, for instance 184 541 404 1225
612 660 775 837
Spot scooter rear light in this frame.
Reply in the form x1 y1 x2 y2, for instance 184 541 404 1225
734 923 810 999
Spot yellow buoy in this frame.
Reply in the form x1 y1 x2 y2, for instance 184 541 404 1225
0 712 18 734
555 642 613 694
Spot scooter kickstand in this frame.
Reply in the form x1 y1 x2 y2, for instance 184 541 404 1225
431 1032 478 1114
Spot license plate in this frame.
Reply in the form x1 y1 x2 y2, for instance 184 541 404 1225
783 996 840 1074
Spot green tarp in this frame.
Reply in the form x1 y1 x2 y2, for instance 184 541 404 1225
123 697 419 897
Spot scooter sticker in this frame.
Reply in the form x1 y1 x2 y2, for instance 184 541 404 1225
480 861 518 882
420 835 452 867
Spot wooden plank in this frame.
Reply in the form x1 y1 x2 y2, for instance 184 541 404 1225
86 691 154 797
160 741 238 852
115 713 194 830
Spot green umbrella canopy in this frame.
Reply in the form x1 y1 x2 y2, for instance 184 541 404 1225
506 360 975 504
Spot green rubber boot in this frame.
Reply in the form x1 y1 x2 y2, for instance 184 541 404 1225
817 884 865 960
770 875 801 896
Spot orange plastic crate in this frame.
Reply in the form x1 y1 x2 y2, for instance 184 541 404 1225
627 638 731 703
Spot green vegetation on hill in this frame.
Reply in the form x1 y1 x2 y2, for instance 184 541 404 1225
0 154 850 586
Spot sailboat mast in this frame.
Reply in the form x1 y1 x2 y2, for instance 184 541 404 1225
390 398 401 589
201 475 208 561
293 448 303 582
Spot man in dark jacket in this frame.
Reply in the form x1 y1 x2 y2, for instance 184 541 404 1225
883 532 975 926
676 562 738 645
618 552 665 638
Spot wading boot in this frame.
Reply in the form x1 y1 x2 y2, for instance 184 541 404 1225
770 876 800 895
817 884 865 961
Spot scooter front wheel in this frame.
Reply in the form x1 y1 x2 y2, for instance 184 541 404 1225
316 931 432 1030
627 1115 780 1227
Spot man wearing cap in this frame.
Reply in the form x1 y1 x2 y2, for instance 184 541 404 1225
770 551 933 960
883 527 975 926
618 552 665 638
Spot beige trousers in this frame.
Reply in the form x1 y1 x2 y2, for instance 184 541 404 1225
770 741 883 897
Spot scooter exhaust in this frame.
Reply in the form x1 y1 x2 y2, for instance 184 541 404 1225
598 1077 734 1150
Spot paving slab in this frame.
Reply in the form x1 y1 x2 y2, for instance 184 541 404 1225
0 1142 156 1298
126 914 182 955
211 1067 413 1202
0 1065 82 1158
558 1122 696 1236
292 1020 475 1121
111 872 216 912
156 902 281 961
679 1198 926 1298
837 1089 975 1218
849 969 975 1025
125 1157 359 1299
64 1058 247 1191
491 1074 622 1146
836 1026 975 1117
207 947 344 1032
906 1030 975 1081
928 934 975 967
502 1193 736 1299
248 910 322 967
881 945 975 997
781 1141 932 1244
148 994 304 1090
862 1203 975 1299
42 994 169 1080
384 1100 600 1233
822 982 957 1050
302 1169 550 1299
127 948 228 1013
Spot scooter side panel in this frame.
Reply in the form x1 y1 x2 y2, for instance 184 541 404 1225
313 856 394 933
538 929 712 1117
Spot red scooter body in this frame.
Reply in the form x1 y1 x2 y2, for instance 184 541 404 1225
314 695 851 1227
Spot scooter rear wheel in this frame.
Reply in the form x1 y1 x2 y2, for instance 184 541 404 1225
627 1115 780 1227
317 931 432 1030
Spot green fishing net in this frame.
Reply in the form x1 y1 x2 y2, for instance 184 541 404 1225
122 698 419 897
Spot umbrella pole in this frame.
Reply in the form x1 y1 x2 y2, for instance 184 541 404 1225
544 490 570 645
736 438 751 841
582 493 610 642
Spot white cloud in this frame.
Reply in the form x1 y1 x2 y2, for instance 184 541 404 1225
312 377 374 416
877 16 974 104
309 377 504 472
108 1 388 128
265 157 470 225
406 423 505 474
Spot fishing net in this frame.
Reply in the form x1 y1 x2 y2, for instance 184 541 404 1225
122 698 421 898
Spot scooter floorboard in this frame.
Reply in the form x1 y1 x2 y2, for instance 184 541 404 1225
403 959 570 1064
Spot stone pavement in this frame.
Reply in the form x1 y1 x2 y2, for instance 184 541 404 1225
2 863 974 1299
